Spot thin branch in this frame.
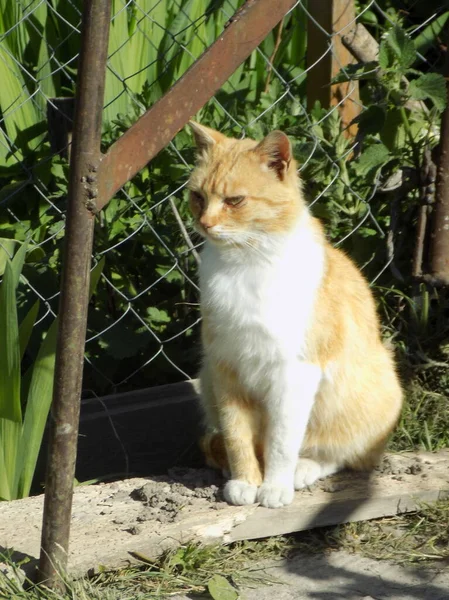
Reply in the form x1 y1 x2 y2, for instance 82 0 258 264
264 18 285 94
169 197 201 265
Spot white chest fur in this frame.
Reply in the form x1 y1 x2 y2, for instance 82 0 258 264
199 216 325 392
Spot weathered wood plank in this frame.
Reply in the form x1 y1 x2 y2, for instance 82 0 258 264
2 451 448 577
307 0 360 135
228 451 449 542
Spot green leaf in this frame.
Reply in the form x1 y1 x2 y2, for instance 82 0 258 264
332 62 378 84
414 12 449 58
360 9 378 26
0 36 44 160
0 442 12 500
11 254 104 498
378 41 392 70
9 241 28 288
26 247 45 264
355 106 386 136
388 26 416 69
0 253 25 422
380 109 406 153
0 418 21 500
355 144 390 176
379 26 416 70
147 307 170 323
89 257 105 296
409 73 447 112
15 318 58 498
0 238 17 276
207 575 239 600
19 300 39 360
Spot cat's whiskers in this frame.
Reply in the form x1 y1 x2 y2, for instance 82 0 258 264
198 226 273 261
243 239 270 262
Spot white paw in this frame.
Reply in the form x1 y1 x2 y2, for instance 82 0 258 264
256 482 294 508
294 458 324 489
224 480 258 506
294 458 339 489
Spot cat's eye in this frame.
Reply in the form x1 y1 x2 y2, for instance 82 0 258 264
191 190 205 206
224 195 245 207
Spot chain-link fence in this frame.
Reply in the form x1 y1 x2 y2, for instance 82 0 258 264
1 0 447 398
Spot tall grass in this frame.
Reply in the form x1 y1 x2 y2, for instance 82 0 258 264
0 0 308 170
0 242 104 500
0 242 57 500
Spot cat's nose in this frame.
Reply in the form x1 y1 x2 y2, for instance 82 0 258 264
200 218 215 230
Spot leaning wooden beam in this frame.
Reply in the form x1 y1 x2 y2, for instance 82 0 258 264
1 450 448 577
340 21 379 64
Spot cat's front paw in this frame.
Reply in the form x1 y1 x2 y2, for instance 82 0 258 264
224 480 258 506
294 458 339 489
256 482 294 508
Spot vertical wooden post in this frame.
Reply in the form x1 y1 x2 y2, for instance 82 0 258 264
307 0 360 135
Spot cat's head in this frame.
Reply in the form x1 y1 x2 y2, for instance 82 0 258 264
187 123 304 248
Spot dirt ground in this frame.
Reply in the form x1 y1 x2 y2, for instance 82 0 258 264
171 551 449 600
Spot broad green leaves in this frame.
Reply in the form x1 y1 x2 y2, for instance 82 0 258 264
332 21 446 206
379 26 416 71
355 144 390 177
376 26 447 113
409 73 447 112
354 105 386 135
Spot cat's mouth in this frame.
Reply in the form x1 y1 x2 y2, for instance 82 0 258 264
197 224 235 245
204 231 233 246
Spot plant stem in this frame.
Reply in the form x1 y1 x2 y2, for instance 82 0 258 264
399 105 420 170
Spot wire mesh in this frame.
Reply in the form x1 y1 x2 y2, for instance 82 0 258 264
0 0 447 397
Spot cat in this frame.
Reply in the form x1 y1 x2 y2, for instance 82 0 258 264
188 121 403 509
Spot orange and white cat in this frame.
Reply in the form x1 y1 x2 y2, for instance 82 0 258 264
188 122 403 509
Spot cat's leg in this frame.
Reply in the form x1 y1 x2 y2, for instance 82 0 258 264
199 365 231 475
219 398 263 505
202 359 262 505
257 362 322 508
200 431 230 475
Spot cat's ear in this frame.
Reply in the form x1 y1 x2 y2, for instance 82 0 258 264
188 121 225 154
254 130 292 180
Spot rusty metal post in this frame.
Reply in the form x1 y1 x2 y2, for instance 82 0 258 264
428 44 449 284
38 0 111 587
96 0 297 207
